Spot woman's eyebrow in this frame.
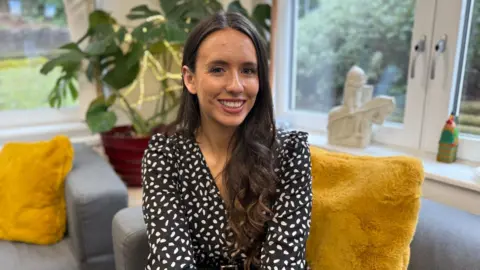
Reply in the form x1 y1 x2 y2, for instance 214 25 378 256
206 60 258 66
242 61 257 67
206 60 229 66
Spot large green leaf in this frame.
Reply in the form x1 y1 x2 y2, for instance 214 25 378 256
40 50 84 75
132 21 187 45
86 96 117 133
126 41 145 69
252 4 271 31
91 23 116 38
47 75 79 109
205 1 223 14
132 21 163 44
227 1 249 17
86 110 117 133
68 79 78 100
161 22 188 43
89 10 116 29
159 1 177 17
160 0 222 27
59 42 82 52
86 61 96 82
102 51 141 90
85 24 125 56
48 77 64 108
116 26 128 43
127 4 162 20
85 38 112 55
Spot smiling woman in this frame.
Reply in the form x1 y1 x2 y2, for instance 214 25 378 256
141 11 313 270
182 27 259 128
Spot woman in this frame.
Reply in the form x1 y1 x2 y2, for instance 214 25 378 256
142 11 312 270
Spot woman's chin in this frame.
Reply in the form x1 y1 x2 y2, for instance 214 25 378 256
216 115 246 128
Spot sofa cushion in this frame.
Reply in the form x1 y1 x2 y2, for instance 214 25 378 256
0 237 77 270
112 206 148 270
0 135 74 245
306 146 424 270
409 199 480 270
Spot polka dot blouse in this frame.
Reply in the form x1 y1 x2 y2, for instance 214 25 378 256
141 130 312 269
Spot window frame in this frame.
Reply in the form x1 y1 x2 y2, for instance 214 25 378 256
0 0 84 133
273 0 437 149
0 108 81 130
273 0 480 162
420 0 480 162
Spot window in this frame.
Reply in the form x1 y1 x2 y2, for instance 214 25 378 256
273 0 480 162
0 0 80 129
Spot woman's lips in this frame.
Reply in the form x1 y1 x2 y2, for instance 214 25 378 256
218 99 246 114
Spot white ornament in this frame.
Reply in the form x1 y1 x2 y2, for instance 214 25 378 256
327 66 396 148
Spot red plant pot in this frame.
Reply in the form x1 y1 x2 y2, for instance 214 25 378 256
100 125 168 187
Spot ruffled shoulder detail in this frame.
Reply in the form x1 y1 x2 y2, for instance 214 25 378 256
277 129 309 148
144 132 181 160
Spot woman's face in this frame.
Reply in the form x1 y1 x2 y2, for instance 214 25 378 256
182 28 259 129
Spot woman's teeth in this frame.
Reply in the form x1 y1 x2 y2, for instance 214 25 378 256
219 100 244 108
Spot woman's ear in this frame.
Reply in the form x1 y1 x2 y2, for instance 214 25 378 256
182 66 196 94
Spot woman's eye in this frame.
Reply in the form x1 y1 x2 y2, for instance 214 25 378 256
242 68 257 75
209 67 224 74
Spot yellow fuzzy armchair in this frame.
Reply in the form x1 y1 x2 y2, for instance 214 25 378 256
305 146 424 270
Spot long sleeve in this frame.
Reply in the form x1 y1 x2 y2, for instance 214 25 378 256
142 134 197 270
260 131 313 270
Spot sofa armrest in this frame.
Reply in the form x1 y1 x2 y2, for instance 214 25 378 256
65 144 129 270
112 206 148 270
409 199 480 270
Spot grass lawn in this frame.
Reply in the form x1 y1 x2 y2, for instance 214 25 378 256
0 57 77 111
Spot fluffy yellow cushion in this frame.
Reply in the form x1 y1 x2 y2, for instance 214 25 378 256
0 135 74 245
306 146 424 270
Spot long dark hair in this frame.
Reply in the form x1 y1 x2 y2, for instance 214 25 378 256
174 12 278 268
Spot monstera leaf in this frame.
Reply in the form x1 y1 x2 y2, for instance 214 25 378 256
227 0 249 17
89 10 116 29
126 4 162 20
85 96 117 133
159 0 223 33
252 4 271 34
132 20 187 45
227 1 271 40
101 48 142 90
85 25 127 56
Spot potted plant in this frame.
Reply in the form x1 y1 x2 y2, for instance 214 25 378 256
40 0 271 186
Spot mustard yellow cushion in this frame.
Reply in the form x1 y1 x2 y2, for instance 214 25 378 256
306 146 424 270
0 135 74 245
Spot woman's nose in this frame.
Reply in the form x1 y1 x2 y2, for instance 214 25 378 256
225 72 244 94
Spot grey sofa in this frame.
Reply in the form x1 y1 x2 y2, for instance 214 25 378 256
0 144 129 270
112 199 480 270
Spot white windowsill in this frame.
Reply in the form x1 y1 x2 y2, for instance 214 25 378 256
308 133 480 193
0 121 94 146
2 123 479 194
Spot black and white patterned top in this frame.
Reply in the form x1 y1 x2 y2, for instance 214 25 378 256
141 130 312 270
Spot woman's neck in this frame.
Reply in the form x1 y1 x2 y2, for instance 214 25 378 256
196 121 236 157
